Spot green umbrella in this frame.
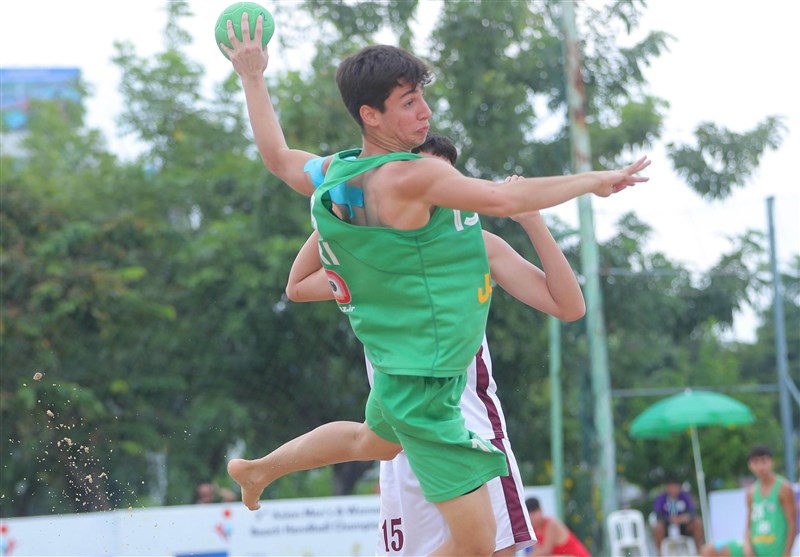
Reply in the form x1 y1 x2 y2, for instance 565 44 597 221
630 389 755 543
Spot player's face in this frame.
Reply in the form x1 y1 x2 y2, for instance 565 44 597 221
747 455 773 477
381 81 432 148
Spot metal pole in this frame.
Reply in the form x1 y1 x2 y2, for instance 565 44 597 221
690 426 712 544
767 196 796 482
549 315 564 520
561 0 618 530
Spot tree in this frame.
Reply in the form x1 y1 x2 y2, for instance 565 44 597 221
1 93 176 514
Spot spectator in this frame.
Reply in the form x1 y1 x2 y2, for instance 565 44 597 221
653 475 704 554
525 497 591 556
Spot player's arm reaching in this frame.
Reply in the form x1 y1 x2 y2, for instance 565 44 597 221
386 155 650 218
483 178 585 322
285 231 333 302
221 13 319 195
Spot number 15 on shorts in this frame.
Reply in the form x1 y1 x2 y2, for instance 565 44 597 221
381 517 404 552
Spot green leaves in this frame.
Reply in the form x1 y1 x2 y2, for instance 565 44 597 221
669 116 786 199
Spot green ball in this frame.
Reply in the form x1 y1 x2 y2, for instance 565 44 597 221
214 2 274 60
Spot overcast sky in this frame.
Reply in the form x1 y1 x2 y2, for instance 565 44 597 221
1 0 798 340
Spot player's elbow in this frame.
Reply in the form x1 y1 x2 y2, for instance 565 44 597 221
557 300 586 322
285 283 304 302
259 149 283 176
262 157 314 196
561 305 586 322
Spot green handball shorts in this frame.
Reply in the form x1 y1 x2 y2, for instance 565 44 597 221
366 371 509 503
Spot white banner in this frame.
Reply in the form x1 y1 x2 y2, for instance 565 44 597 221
0 486 557 557
1 495 380 557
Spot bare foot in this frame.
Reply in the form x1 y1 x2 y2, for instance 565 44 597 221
227 458 269 510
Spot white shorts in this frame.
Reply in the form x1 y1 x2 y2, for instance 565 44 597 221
375 437 534 556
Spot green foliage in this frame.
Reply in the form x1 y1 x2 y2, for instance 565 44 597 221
303 0 418 50
1 93 179 514
669 116 786 199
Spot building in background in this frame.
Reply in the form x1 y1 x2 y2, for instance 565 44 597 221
1 67 81 156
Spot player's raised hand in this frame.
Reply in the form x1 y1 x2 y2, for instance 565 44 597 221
592 156 651 197
223 13 269 77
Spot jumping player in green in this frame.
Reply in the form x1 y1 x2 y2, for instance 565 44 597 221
232 133 569 555
701 445 797 557
222 14 650 557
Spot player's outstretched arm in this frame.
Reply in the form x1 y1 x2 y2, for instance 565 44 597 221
286 231 334 302
221 13 316 195
401 156 651 216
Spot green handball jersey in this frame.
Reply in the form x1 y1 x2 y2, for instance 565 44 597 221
749 477 789 556
311 149 493 377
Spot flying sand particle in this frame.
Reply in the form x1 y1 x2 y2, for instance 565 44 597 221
33 372 43 381
46 409 55 418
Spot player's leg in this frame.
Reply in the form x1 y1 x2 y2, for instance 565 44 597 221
376 455 449 556
486 437 535 555
374 444 529 556
228 419 400 510
371 372 508 557
430 484 496 557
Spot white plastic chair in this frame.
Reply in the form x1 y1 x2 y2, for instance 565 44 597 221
607 509 649 557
